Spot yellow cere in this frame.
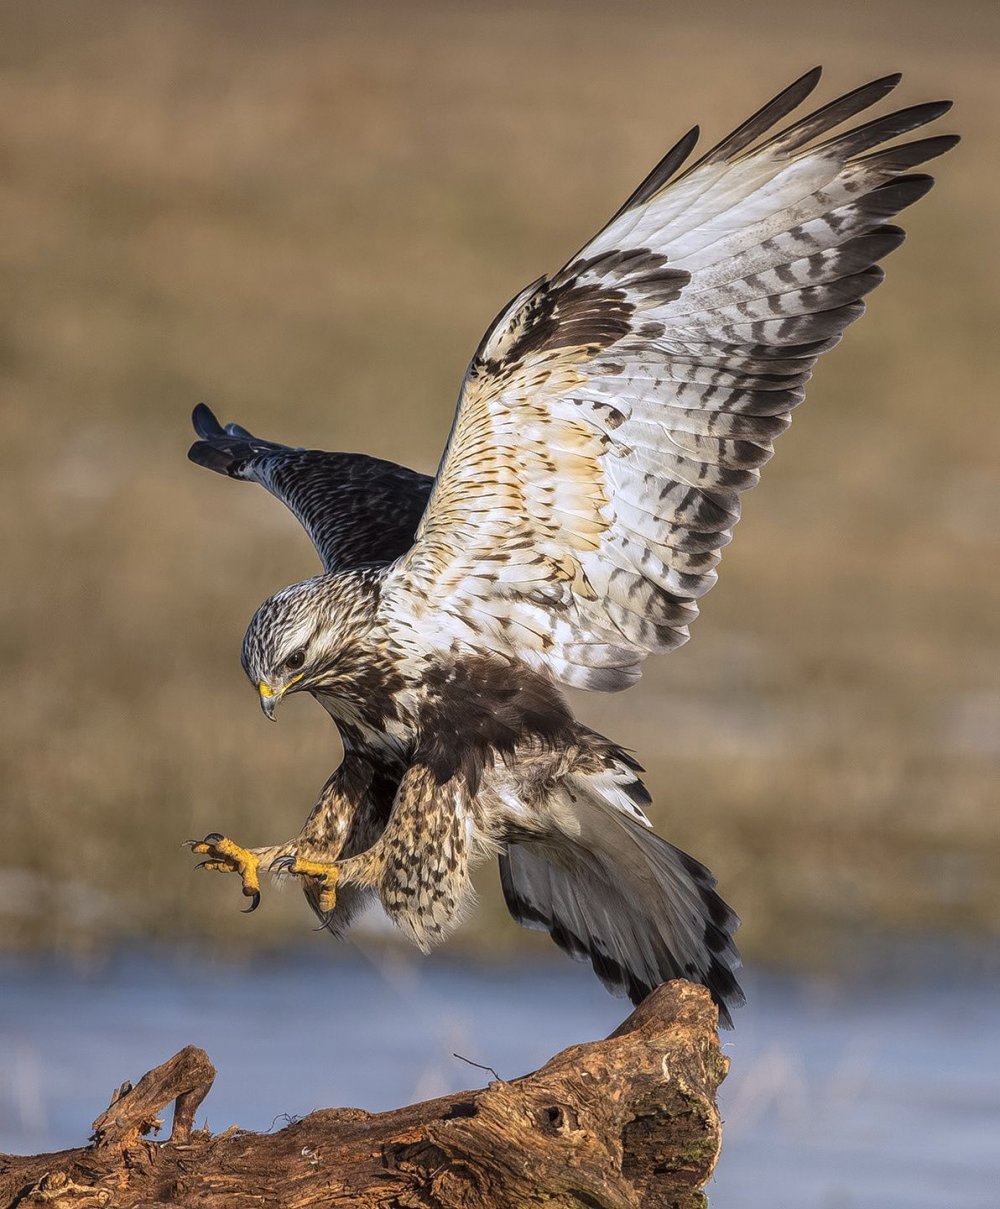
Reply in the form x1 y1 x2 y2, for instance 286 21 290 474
259 673 304 700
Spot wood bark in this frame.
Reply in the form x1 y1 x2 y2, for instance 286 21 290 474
0 980 729 1209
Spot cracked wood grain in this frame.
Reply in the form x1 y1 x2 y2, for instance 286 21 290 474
1 980 728 1209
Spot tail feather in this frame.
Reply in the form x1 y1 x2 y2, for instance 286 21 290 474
499 772 744 1027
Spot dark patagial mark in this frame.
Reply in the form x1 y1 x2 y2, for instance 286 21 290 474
505 281 636 363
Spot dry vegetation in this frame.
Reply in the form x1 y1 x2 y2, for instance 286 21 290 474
1 0 997 967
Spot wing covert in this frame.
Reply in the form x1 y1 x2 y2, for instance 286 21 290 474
385 69 957 690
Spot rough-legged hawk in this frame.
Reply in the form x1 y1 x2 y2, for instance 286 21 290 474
187 69 956 1027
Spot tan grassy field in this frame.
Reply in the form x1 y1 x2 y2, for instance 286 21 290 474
0 0 997 968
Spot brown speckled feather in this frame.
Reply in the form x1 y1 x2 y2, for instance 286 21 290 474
190 71 956 1029
387 69 957 691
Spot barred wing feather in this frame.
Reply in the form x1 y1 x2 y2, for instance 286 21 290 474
388 69 956 690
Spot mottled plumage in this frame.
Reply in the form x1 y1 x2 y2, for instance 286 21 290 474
188 69 955 1028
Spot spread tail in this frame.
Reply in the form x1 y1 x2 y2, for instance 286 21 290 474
499 763 744 1027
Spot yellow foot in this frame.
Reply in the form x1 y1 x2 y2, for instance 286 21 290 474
272 854 339 913
187 833 262 913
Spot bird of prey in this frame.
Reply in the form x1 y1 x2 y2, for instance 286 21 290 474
188 69 955 1027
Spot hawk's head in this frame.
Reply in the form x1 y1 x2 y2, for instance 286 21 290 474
241 570 382 719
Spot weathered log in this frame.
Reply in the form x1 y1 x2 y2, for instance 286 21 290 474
0 980 728 1209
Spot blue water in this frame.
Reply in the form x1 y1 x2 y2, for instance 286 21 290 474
1 948 998 1208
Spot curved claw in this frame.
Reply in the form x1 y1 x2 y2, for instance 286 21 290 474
189 834 263 914
184 832 227 852
270 854 339 913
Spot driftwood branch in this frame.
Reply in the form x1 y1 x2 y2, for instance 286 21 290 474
0 980 729 1209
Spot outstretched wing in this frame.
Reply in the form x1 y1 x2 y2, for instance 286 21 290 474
188 404 433 573
385 69 957 690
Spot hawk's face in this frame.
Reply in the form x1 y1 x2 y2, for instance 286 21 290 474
241 572 380 719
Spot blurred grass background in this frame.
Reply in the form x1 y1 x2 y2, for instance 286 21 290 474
1 0 997 969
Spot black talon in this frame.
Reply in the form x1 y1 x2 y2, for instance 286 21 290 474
242 891 261 913
270 855 295 873
195 860 210 871
204 832 225 842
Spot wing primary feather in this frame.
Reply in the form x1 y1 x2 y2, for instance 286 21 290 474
817 100 954 158
385 71 955 694
191 402 226 440
188 406 297 476
608 125 701 223
856 133 960 170
758 73 903 155
187 407 433 572
682 65 824 173
861 172 937 216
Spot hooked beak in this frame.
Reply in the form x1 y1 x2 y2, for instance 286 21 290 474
257 672 303 721
258 682 280 721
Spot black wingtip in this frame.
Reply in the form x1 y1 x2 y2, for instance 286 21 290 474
188 440 238 474
784 65 825 105
189 404 241 474
913 98 954 124
187 407 298 475
192 402 224 439
685 65 825 174
601 124 701 229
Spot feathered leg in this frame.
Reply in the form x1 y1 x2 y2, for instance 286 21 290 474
189 754 394 924
276 763 480 950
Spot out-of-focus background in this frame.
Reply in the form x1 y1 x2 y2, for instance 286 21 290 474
2 0 996 961
1 1 998 1203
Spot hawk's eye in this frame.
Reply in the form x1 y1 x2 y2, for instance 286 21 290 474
284 650 306 672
